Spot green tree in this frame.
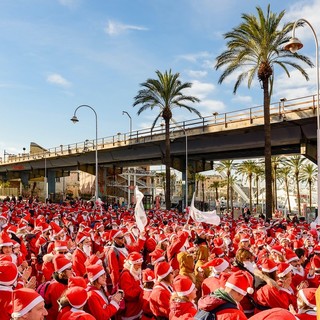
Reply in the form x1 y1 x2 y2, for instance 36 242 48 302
253 163 265 209
272 156 283 212
133 70 201 210
278 166 292 213
215 6 312 219
301 163 317 212
216 160 235 211
237 160 257 212
209 179 227 203
285 155 306 215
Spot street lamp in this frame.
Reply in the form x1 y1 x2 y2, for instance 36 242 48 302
44 153 48 201
71 105 99 201
122 111 132 138
284 18 319 215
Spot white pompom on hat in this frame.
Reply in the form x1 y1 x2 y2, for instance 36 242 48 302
225 270 254 295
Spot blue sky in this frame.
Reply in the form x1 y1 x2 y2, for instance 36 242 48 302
0 0 319 156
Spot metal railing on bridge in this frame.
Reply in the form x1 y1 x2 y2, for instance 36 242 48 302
1 94 317 165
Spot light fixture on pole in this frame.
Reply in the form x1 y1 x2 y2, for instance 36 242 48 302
71 105 99 202
284 18 319 215
122 111 132 139
44 153 48 201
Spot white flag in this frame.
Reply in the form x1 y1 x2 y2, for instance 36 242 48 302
189 192 220 226
134 186 148 232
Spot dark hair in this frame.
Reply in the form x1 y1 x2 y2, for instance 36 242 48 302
295 248 305 259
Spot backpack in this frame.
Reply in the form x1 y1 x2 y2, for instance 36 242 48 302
36 281 53 309
194 302 238 320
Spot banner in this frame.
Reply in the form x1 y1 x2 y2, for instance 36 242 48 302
189 192 220 226
134 186 148 232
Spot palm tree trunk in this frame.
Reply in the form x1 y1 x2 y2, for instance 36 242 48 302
285 178 291 213
263 79 272 219
256 177 259 210
227 173 230 211
309 180 312 212
274 169 278 211
296 173 301 215
202 180 205 210
249 175 252 212
165 119 171 210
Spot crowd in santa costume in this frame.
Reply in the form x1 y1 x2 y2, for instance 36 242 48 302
1 197 320 319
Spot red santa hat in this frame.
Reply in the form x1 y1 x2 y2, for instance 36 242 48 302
0 231 13 247
173 275 195 297
285 249 299 263
277 262 293 278
260 258 278 273
54 240 68 252
109 229 123 240
201 258 229 273
240 234 251 243
212 247 224 257
298 288 316 309
66 286 88 309
68 276 87 288
155 261 172 281
249 308 297 320
213 238 224 248
50 222 64 236
314 244 320 254
40 222 51 233
0 260 18 285
149 248 165 265
142 268 155 283
293 239 304 250
126 252 143 265
11 288 44 318
270 245 285 256
86 264 105 283
53 254 72 273
85 254 102 267
225 270 254 295
311 255 320 271
76 232 90 244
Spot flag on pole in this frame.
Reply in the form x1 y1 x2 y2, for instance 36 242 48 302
189 192 220 226
134 186 148 232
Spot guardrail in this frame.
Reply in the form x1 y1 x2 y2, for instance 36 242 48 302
1 94 317 165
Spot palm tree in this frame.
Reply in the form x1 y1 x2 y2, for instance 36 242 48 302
253 163 265 210
285 155 306 215
209 179 227 204
133 70 201 210
215 5 313 219
271 156 283 212
216 160 235 211
278 166 292 213
237 160 257 212
301 163 317 212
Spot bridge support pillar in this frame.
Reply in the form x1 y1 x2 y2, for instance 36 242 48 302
47 170 56 197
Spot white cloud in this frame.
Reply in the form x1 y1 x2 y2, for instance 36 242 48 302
187 70 208 78
177 51 212 63
198 99 226 115
105 20 148 36
46 73 71 88
231 95 253 103
186 80 215 99
58 0 79 8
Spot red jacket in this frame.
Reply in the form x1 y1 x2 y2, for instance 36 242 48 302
0 287 13 320
72 248 87 276
149 281 173 318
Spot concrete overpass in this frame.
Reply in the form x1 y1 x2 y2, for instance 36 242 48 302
0 94 317 194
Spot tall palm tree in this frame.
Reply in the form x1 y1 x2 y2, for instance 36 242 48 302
216 160 235 211
285 155 306 215
301 163 317 212
271 156 283 212
215 5 313 219
253 163 265 210
209 179 227 204
237 160 257 212
278 166 292 213
133 70 201 210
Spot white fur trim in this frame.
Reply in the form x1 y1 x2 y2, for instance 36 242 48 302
11 295 43 317
261 265 278 273
299 289 316 308
153 256 165 265
0 242 13 247
176 282 195 297
55 246 68 251
157 266 173 280
42 253 54 263
69 297 88 309
90 269 105 283
128 258 143 265
225 282 247 296
113 230 122 239
213 259 229 273
278 265 293 278
57 262 72 273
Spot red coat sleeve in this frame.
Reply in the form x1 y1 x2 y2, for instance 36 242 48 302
86 291 118 320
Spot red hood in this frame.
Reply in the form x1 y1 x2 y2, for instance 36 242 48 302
198 295 226 312
170 300 197 318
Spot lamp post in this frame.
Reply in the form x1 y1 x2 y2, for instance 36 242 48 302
284 19 319 216
44 153 48 201
122 111 132 139
71 105 99 201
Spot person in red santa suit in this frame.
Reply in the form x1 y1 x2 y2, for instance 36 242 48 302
44 254 73 320
85 264 122 320
118 251 144 320
11 288 48 320
289 288 317 319
200 258 230 296
249 308 298 320
72 232 91 277
306 255 320 288
59 286 95 320
107 229 146 289
0 260 18 320
169 275 197 320
197 270 253 320
141 268 155 320
149 261 174 320
255 262 297 313
92 222 105 255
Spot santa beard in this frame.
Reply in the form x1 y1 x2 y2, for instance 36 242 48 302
83 245 91 257
130 265 142 281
